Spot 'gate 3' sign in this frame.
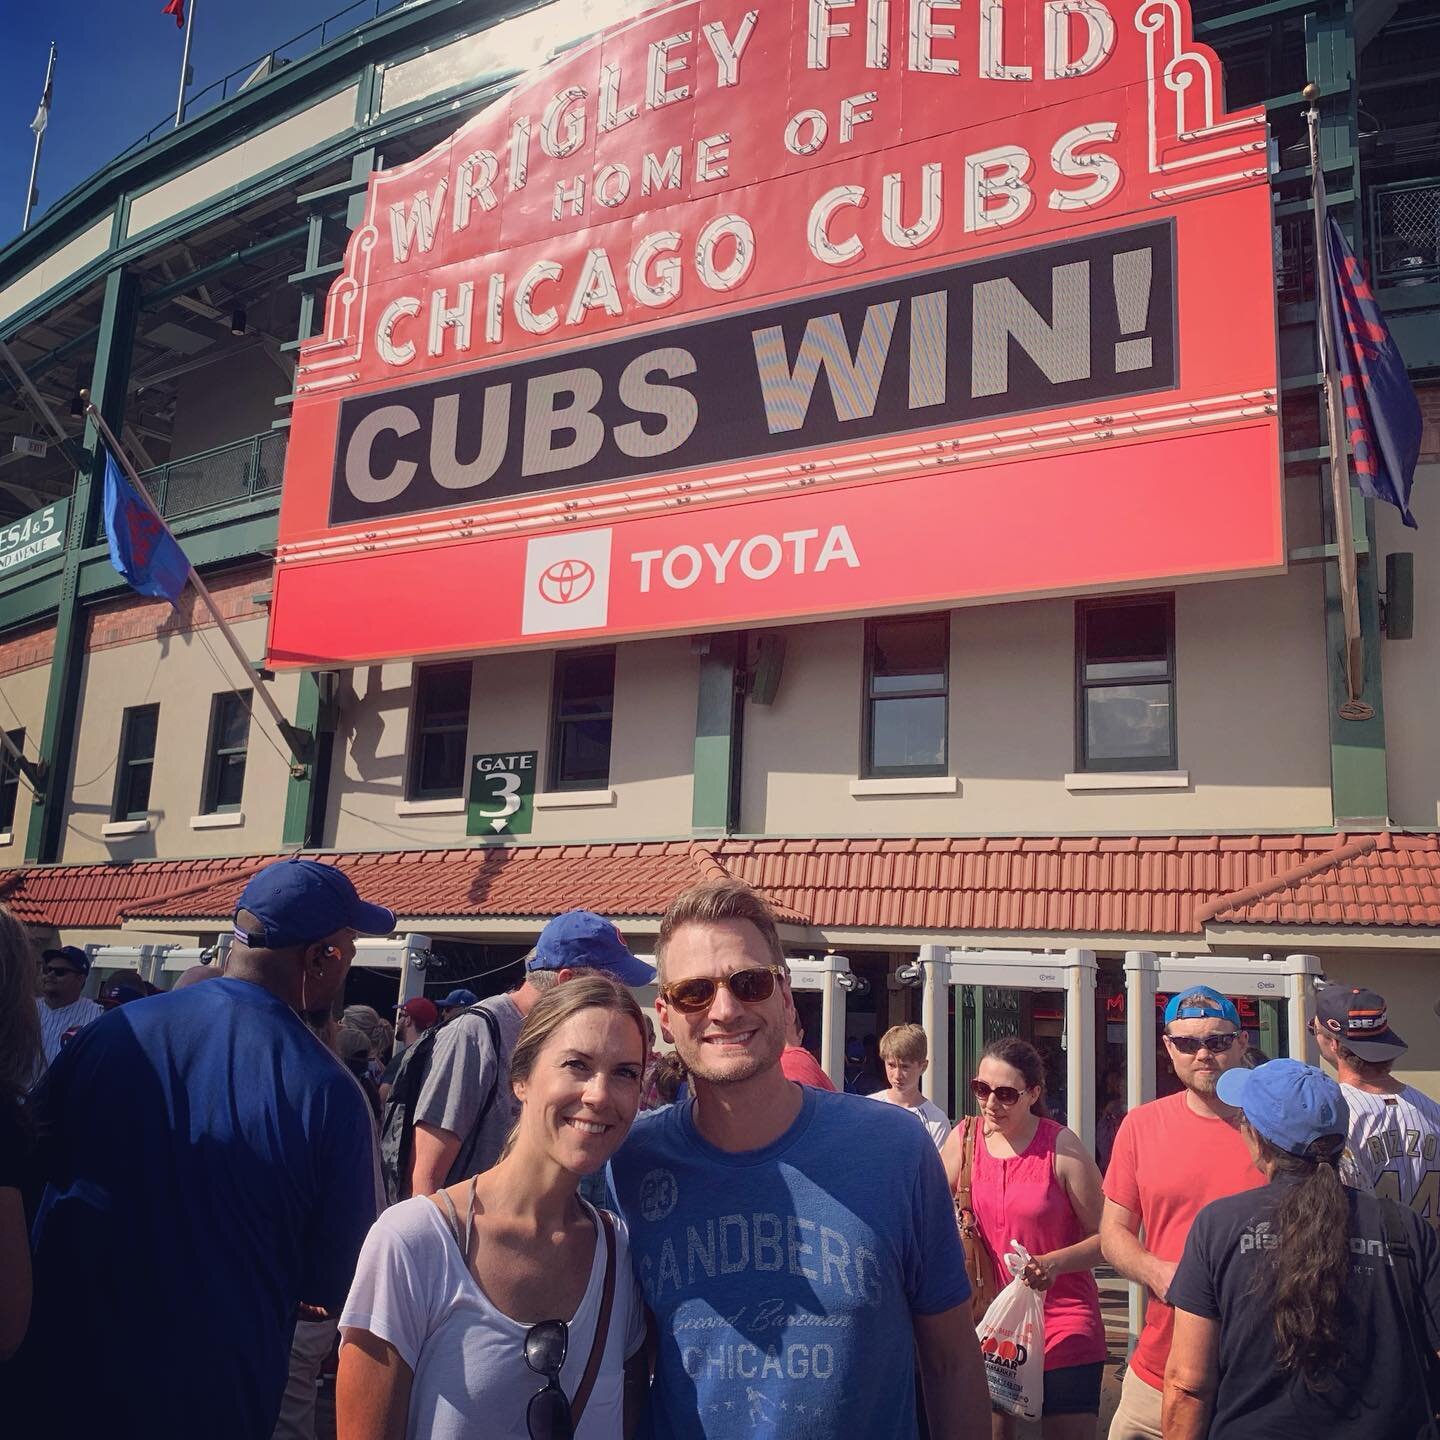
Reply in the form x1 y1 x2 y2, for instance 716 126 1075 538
271 0 1281 667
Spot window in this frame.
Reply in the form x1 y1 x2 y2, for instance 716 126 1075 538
550 649 615 789
864 615 948 776
113 704 159 820
0 728 23 833
1076 596 1177 770
203 693 251 813
409 663 472 798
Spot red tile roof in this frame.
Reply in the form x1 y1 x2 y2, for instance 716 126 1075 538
3 833 1436 938
1199 831 1440 928
115 842 812 927
0 855 261 930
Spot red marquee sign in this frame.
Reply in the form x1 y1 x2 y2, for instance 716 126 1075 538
269 0 1281 667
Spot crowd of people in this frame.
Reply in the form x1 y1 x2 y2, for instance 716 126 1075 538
2 857 1439 1439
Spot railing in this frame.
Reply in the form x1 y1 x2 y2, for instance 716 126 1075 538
1369 178 1440 287
117 0 420 159
135 430 287 523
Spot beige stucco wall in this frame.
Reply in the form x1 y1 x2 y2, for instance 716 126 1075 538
0 657 53 853
326 636 697 849
742 570 1333 835
1309 948 1440 1095
1377 459 1440 830
60 614 297 863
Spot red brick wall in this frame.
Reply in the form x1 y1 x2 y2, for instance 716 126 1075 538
85 563 273 654
0 622 56 679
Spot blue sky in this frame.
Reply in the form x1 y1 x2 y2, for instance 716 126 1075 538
2 0 366 248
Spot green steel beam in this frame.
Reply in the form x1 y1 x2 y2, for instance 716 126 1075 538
26 267 140 863
692 635 741 836
282 671 323 847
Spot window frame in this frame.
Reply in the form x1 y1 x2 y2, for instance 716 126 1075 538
112 703 160 821
861 613 950 779
407 661 473 800
201 691 251 815
1074 594 1178 773
548 646 617 791
0 727 23 833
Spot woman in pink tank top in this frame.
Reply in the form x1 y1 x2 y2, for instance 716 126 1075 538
953 1036 1107 1439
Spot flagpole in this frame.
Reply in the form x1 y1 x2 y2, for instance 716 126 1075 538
22 42 57 232
83 399 312 772
174 0 196 128
1304 84 1366 715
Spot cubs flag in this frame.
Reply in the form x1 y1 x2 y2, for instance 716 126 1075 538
102 452 190 604
1326 217 1423 529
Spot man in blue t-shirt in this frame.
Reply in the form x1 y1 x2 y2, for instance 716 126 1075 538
609 879 988 1438
25 858 395 1439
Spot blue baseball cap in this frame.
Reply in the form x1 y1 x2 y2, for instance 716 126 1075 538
233 858 396 949
529 910 656 986
1217 1059 1349 1158
438 988 479 1010
1164 985 1241 1028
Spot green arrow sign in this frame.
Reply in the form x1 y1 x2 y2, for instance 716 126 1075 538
467 750 537 837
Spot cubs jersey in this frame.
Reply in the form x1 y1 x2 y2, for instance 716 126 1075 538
1339 1081 1440 1230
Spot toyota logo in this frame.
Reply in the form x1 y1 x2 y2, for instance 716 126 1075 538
538 558 595 605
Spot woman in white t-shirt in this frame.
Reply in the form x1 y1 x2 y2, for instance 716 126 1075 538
337 975 652 1439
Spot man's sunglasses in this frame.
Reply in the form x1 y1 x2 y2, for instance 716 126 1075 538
41 965 82 979
970 1079 1026 1106
659 964 784 1015
1166 1030 1241 1055
525 1318 573 1440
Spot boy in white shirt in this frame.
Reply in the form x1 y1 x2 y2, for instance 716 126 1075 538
870 1023 952 1149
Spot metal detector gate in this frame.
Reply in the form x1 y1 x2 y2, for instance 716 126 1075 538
787 954 856 1089
915 946 1098 1153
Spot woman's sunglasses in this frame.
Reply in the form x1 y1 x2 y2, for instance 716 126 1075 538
525 1319 573 1440
1165 1030 1241 1055
970 1079 1026 1106
659 964 784 1015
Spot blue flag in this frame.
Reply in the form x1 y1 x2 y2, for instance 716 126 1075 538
102 452 190 604
1326 217 1423 529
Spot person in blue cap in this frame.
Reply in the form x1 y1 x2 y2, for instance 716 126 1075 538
1164 1059 1440 1439
435 986 480 1023
22 857 396 1440
1101 985 1262 1440
407 909 654 1197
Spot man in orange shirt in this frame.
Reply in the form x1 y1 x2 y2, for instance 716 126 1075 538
1100 987 1264 1440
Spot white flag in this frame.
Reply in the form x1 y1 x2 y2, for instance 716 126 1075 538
30 100 48 138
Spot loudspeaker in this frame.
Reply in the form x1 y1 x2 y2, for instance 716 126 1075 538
748 632 786 706
1384 552 1414 640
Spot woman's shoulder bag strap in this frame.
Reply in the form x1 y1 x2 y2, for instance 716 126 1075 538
570 1207 618 1430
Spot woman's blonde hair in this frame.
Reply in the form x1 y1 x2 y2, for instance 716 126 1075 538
500 975 649 1158
0 906 41 1102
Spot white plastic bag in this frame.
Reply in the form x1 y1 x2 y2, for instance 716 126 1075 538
975 1240 1045 1420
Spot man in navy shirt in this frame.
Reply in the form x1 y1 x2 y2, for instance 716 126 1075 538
25 858 394 1438
609 878 989 1438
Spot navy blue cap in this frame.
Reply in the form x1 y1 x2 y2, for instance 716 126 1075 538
1217 1059 1349 1157
232 858 395 949
1164 985 1241 1028
528 910 656 986
438 988 479 1010
42 945 90 973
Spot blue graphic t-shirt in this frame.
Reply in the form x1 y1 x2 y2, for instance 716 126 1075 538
608 1086 969 1438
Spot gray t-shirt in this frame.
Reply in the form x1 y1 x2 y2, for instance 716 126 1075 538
412 995 523 1186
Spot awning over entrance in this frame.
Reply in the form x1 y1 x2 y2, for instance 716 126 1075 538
1 831 1434 939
